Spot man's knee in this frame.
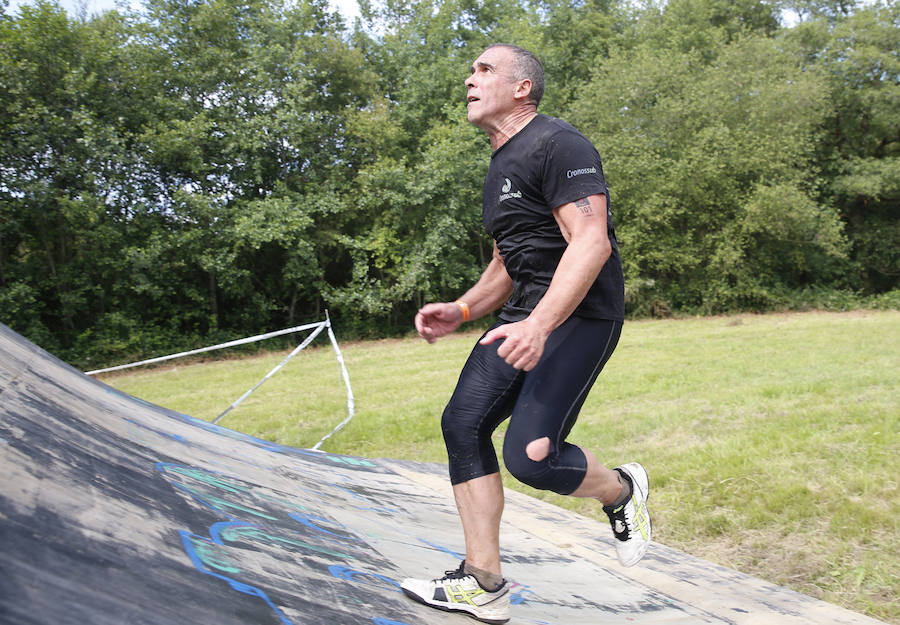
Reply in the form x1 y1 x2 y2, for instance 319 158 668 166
525 437 551 462
505 437 555 490
441 405 472 450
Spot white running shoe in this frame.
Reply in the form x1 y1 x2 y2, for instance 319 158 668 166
400 561 510 624
603 462 652 567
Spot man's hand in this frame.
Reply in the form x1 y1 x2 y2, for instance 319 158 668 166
479 318 549 371
415 303 464 344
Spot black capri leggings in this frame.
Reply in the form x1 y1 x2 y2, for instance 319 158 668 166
441 315 622 495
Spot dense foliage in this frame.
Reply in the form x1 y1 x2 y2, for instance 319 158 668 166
1 0 897 366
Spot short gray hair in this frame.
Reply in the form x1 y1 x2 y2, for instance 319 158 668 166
487 43 545 107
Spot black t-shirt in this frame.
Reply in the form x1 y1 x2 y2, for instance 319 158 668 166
482 114 625 322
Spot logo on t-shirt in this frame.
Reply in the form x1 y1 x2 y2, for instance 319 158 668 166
567 167 597 178
499 177 522 202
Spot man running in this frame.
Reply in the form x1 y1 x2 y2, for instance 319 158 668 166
402 44 651 624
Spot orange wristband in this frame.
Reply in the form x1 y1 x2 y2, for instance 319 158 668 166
455 300 471 322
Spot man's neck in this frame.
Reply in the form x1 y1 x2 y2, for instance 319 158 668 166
485 108 538 151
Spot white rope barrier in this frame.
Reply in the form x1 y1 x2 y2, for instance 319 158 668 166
85 322 325 375
212 322 327 425
311 311 356 451
86 315 358 450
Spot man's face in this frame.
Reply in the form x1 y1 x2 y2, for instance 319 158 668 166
465 46 521 129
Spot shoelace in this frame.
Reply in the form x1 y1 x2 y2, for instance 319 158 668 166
434 561 469 582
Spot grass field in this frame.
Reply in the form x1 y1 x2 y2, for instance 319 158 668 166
102 310 900 623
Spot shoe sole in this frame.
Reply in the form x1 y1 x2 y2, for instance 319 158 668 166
401 587 510 624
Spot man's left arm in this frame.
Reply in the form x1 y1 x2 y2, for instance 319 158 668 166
479 193 611 370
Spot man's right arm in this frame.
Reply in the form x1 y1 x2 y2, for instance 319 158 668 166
414 242 513 343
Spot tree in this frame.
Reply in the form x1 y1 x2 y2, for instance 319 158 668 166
325 108 490 329
0 2 155 354
129 0 377 330
568 6 846 313
789 2 900 293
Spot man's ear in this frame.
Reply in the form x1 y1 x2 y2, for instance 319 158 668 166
514 79 533 102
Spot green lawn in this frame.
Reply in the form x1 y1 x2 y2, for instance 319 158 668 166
104 310 899 623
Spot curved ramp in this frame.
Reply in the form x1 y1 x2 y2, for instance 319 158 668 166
0 323 885 625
